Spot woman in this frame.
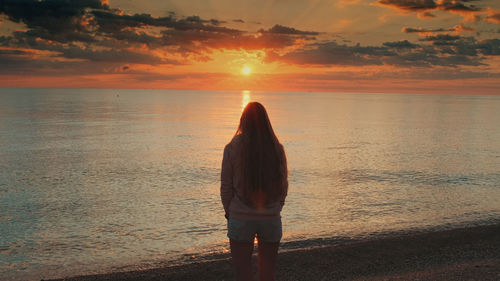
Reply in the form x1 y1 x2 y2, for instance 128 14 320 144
221 102 288 281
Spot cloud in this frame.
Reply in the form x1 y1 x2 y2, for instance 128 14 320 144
153 23 316 52
0 47 130 76
0 0 319 69
0 0 109 43
402 24 475 34
486 10 500 23
0 48 30 56
259 24 320 36
419 35 500 56
376 0 483 17
475 38 500 55
1 28 178 65
266 33 500 68
418 11 436 18
419 34 462 44
60 45 177 64
91 11 240 35
383 40 419 48
438 0 481 12
266 42 394 66
377 0 438 11
282 68 500 81
403 27 443 33
377 0 481 12
450 24 476 33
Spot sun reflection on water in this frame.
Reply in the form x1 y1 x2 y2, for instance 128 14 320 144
241 90 251 111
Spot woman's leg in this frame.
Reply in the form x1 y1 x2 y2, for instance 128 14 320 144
230 239 255 281
257 239 279 281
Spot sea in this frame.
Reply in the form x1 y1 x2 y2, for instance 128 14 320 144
1 88 499 280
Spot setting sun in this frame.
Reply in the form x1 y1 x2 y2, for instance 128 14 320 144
241 66 251 76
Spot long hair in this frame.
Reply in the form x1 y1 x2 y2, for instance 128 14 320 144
234 102 287 209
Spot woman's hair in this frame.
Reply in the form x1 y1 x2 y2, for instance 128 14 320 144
234 102 287 209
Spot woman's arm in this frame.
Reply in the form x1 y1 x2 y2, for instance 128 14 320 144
279 145 288 210
279 174 288 210
220 144 233 218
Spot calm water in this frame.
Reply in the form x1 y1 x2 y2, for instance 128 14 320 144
1 88 500 280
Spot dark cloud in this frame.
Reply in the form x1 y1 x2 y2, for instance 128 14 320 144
377 0 483 15
438 0 481 12
152 23 315 52
0 0 108 25
59 45 176 65
377 0 438 11
259 24 320 36
475 38 500 55
18 26 97 43
403 27 440 33
388 52 481 67
233 19 245 23
1 30 178 65
0 0 108 43
91 11 240 35
104 29 163 47
266 33 500 68
0 48 29 55
0 0 319 69
416 35 499 56
209 18 226 26
420 34 462 45
403 24 475 34
383 40 419 49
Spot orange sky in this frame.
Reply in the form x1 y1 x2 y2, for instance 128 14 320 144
0 0 499 94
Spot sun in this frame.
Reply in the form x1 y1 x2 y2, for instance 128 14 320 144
241 66 252 75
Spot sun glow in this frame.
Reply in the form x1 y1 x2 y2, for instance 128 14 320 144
241 66 252 75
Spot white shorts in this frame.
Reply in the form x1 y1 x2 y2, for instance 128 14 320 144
227 217 282 243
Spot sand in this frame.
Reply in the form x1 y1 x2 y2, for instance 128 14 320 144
49 223 500 281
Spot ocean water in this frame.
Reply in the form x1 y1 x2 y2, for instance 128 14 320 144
1 88 499 280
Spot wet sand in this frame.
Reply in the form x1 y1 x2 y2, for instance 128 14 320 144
50 223 500 281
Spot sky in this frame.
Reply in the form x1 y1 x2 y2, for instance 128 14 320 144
0 0 499 94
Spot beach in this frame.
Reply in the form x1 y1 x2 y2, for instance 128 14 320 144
50 223 500 281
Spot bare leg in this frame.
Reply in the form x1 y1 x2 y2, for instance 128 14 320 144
257 239 279 281
230 239 255 281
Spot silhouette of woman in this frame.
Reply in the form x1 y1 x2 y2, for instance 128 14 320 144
221 102 288 281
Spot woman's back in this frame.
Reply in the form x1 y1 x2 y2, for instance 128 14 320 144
221 134 287 220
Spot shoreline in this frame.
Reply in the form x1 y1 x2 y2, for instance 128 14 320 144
50 223 500 281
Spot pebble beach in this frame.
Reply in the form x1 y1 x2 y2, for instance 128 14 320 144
50 223 500 281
